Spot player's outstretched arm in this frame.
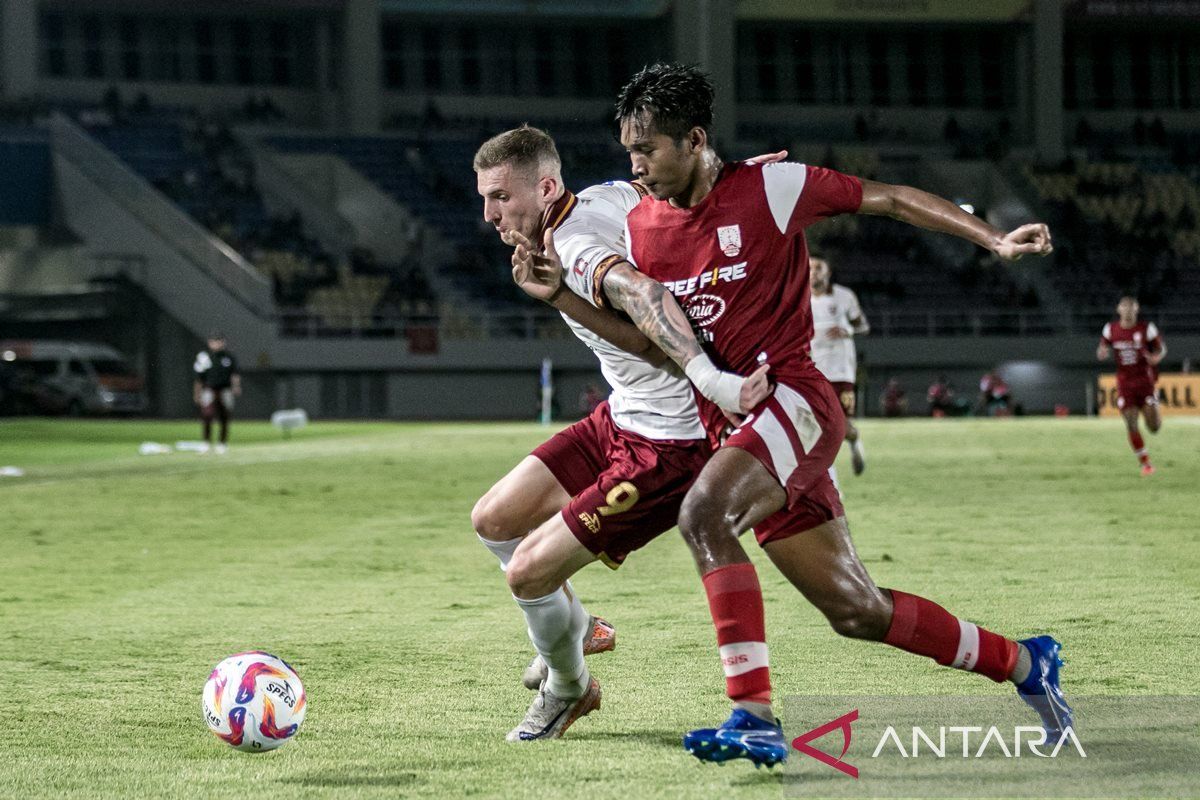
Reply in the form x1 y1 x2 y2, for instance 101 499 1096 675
510 229 667 366
1096 341 1110 361
857 179 1053 261
602 262 770 414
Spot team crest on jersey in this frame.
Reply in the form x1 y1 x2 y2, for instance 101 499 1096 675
573 257 589 276
717 224 742 257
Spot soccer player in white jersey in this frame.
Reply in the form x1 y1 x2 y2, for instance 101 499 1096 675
809 254 870 476
470 126 770 741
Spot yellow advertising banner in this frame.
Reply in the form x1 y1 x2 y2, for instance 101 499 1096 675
739 0 1032 22
1097 373 1200 417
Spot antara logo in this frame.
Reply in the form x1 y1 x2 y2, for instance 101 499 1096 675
791 710 1087 779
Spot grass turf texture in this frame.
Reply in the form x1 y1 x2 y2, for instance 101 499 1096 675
1 417 1197 799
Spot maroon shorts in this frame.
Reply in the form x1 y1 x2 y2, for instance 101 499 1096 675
720 376 846 547
532 401 711 568
830 381 856 417
1116 379 1158 411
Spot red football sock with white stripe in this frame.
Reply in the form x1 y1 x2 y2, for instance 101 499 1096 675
702 563 771 706
1128 430 1150 465
883 589 1018 683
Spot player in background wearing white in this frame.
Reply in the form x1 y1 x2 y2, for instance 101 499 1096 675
809 254 870 477
471 126 770 741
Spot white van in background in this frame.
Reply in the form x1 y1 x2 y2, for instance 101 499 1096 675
0 340 148 415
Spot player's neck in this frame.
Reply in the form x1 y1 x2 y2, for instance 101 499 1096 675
813 284 832 296
670 149 722 209
1118 317 1137 328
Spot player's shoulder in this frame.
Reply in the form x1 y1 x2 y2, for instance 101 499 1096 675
1101 322 1113 338
578 180 644 211
833 283 858 301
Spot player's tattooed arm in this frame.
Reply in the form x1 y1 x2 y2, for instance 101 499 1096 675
509 229 667 366
601 263 705 368
858 179 1053 261
552 290 669 367
602 263 772 414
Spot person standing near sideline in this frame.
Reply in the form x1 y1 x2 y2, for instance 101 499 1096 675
809 253 870 476
193 332 241 454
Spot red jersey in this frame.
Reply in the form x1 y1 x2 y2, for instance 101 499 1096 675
624 161 863 436
1100 320 1162 385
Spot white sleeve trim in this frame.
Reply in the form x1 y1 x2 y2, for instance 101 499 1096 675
1101 323 1112 341
761 162 808 235
623 220 639 269
1146 322 1160 340
193 351 212 374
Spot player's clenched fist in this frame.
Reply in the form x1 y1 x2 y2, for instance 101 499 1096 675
995 223 1053 261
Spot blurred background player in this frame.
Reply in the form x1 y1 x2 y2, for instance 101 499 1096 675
978 370 1014 416
809 254 870 475
1097 295 1166 475
192 332 240 454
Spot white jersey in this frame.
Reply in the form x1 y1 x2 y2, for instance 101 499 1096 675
809 284 864 383
550 182 704 440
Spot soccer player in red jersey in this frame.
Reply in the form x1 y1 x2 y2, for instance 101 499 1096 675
1097 295 1166 475
514 63 1070 766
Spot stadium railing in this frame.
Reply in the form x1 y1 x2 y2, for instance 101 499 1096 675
274 308 1200 340
49 113 273 316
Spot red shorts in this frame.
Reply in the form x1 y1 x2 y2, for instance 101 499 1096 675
1116 379 1158 411
830 381 856 417
532 401 711 568
721 376 846 547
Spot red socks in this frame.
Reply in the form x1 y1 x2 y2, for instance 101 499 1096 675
883 589 1018 683
702 563 771 704
1128 430 1150 465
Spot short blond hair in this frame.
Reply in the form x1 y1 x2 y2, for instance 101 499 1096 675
473 125 561 178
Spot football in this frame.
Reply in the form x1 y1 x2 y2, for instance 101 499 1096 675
202 651 306 752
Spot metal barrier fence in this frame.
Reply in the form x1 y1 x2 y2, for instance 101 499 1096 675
274 308 1200 340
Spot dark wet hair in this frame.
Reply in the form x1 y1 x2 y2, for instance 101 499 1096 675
614 63 715 142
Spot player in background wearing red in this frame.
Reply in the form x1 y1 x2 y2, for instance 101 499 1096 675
1097 295 1166 475
517 63 1070 766
809 254 870 477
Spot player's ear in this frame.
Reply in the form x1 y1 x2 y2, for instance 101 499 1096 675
687 126 706 153
537 175 558 202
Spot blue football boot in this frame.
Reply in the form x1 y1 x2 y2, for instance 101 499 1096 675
684 709 788 768
1015 635 1075 738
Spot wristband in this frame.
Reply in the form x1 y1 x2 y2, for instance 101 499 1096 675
685 353 745 414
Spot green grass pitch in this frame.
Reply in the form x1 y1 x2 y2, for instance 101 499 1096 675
1 417 1197 798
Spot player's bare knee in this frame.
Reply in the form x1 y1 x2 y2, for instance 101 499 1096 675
678 486 729 547
505 550 546 598
471 494 518 541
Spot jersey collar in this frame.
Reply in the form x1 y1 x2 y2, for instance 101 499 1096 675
536 189 577 249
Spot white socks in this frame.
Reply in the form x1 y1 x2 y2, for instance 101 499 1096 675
1009 643 1033 684
478 534 522 572
514 587 590 699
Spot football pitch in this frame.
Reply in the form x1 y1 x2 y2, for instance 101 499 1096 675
1 417 1197 799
